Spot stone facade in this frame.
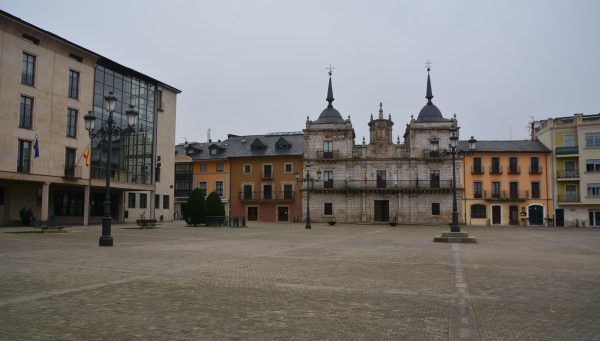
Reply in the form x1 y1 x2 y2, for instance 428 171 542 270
303 72 461 225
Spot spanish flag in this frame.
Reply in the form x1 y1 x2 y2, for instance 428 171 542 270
83 146 90 167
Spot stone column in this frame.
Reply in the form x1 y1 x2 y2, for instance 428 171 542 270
41 182 50 221
83 185 90 225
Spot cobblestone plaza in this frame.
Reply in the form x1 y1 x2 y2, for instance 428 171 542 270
1 222 599 340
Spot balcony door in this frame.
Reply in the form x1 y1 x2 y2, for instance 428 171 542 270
65 148 76 177
564 160 576 178
376 170 386 188
430 170 440 189
565 185 577 202
492 205 501 225
509 206 519 225
509 182 518 199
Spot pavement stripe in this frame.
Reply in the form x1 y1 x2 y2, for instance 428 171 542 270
449 243 480 341
0 275 151 307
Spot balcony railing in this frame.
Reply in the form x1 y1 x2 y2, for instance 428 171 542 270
239 191 295 201
556 146 579 155
529 166 543 174
316 150 340 159
261 171 273 180
489 165 503 175
507 165 521 175
471 165 484 175
483 190 529 201
556 170 579 179
63 165 82 179
423 149 448 159
557 194 580 203
307 179 455 191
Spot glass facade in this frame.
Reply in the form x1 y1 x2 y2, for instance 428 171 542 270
91 65 156 184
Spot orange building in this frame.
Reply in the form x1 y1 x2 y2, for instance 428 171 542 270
461 140 553 226
174 141 230 217
227 133 304 222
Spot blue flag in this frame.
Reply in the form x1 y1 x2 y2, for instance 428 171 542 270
33 134 39 158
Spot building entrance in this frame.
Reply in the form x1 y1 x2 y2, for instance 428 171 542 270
529 205 544 225
555 209 564 226
492 206 501 225
509 205 519 225
277 206 289 222
374 200 389 222
247 207 258 221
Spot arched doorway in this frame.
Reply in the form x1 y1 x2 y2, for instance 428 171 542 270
528 205 544 225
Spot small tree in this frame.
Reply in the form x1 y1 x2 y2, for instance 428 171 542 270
186 188 206 226
206 191 225 217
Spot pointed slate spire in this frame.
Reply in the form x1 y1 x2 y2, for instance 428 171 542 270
326 72 334 108
426 67 433 104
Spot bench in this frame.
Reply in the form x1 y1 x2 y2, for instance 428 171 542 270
136 219 160 229
33 216 65 232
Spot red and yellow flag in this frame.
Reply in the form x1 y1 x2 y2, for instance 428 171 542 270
83 146 90 167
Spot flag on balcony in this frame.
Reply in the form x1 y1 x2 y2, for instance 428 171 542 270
83 145 90 167
363 169 368 182
33 134 39 158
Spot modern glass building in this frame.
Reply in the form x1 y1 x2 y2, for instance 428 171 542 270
91 64 157 185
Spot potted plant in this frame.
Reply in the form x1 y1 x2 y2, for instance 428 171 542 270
327 217 337 226
389 214 398 226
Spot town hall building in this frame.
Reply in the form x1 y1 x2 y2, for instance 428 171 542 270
303 68 461 224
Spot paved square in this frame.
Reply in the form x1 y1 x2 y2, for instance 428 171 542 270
1 223 599 340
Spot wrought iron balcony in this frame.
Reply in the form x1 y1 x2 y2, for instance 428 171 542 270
483 190 529 201
307 179 455 191
557 194 580 203
261 171 273 180
423 149 449 159
239 191 295 202
507 165 521 175
63 165 82 179
471 165 484 175
316 150 340 160
529 166 543 174
489 165 503 175
557 170 579 179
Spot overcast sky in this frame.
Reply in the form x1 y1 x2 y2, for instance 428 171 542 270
3 0 599 144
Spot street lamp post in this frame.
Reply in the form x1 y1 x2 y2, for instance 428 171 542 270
448 131 477 233
295 161 321 229
84 92 137 246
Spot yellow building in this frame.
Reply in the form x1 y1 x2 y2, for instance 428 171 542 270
174 141 230 217
532 114 600 226
461 140 553 226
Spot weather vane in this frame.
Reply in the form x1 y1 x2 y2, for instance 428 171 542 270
325 64 335 76
425 60 432 71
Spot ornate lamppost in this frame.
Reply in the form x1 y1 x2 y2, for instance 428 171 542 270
448 130 477 233
84 92 138 246
295 161 321 229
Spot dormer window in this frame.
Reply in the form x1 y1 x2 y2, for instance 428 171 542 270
208 144 225 155
251 138 267 151
275 137 292 150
